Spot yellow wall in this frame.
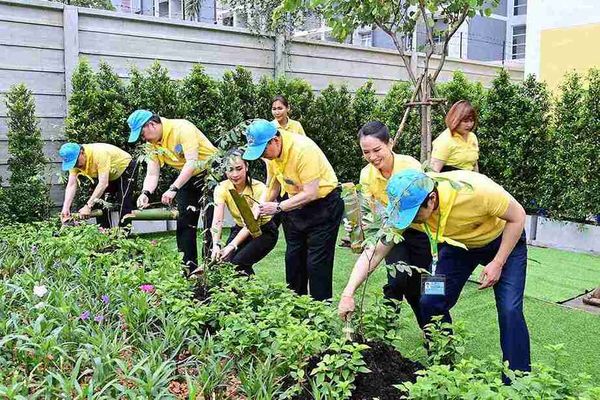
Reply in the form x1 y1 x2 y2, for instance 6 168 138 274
540 23 600 91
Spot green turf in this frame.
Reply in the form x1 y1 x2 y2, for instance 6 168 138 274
142 229 600 381
469 245 600 303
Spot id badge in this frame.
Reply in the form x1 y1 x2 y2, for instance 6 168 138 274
421 275 446 296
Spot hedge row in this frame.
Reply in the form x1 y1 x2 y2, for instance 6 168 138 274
64 59 599 221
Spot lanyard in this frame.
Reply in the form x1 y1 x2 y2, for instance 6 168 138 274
423 209 441 275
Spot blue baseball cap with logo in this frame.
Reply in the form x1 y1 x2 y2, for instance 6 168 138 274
59 142 81 171
242 119 278 161
127 109 153 143
386 169 435 229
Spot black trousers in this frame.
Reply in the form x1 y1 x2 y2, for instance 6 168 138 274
96 159 138 229
175 174 213 270
225 220 279 275
383 228 432 329
282 188 344 301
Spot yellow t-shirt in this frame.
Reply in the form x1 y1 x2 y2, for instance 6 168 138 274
273 118 306 136
214 179 271 227
149 117 217 174
422 170 512 249
431 128 479 171
359 153 422 207
70 143 132 181
266 130 338 199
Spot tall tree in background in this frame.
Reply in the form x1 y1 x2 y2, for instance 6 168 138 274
4 84 52 223
275 0 497 161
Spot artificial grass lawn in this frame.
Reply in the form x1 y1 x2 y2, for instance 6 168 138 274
145 228 600 381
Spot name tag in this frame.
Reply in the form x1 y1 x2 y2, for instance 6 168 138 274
421 275 446 296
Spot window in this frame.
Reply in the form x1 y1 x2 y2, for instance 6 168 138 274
514 0 527 16
512 25 526 59
360 32 372 47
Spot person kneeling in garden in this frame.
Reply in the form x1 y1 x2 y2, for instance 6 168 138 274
127 110 217 272
210 149 279 275
59 142 136 228
338 169 530 375
243 119 344 301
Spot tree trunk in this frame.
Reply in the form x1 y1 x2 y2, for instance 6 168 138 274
420 74 432 162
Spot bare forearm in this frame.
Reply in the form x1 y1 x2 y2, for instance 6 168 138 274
142 174 159 193
231 228 251 247
264 182 280 203
493 220 524 266
280 190 318 211
342 242 389 296
211 205 225 246
62 183 77 211
172 163 196 189
88 182 108 206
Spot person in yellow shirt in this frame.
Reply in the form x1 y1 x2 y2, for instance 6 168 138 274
353 121 431 328
127 109 217 272
270 95 306 227
271 95 306 136
210 149 278 275
243 119 343 301
431 100 479 172
339 169 530 377
59 142 136 228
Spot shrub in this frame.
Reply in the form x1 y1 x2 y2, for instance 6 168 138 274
306 84 361 183
3 84 52 223
65 59 130 148
179 64 223 143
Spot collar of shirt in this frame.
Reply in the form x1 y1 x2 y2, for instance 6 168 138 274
272 130 293 172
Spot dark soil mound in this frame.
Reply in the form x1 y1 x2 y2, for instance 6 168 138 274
351 341 423 400
292 340 423 400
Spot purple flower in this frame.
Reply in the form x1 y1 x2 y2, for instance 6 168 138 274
101 295 110 304
139 284 155 294
94 315 104 323
80 310 90 320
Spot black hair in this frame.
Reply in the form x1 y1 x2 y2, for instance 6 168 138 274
272 95 289 108
148 114 161 124
225 148 253 194
357 121 390 144
420 187 439 208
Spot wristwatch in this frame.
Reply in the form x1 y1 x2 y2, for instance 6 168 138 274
276 203 283 213
142 190 152 197
169 185 179 192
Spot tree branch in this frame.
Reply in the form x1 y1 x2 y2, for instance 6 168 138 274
391 74 423 147
431 6 469 82
379 25 418 86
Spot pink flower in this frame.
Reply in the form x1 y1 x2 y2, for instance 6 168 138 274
150 240 158 246
139 284 155 294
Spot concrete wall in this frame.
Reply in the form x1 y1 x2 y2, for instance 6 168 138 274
529 216 600 255
0 0 523 205
468 16 507 61
539 23 600 91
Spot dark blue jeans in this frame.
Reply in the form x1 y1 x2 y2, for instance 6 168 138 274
420 231 531 373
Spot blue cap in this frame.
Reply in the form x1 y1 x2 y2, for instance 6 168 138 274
386 169 435 229
59 142 81 171
127 109 153 143
243 119 278 161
